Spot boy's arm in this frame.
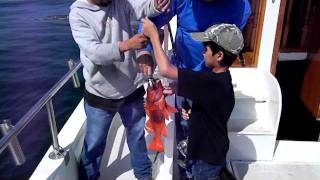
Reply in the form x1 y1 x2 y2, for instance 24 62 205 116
150 31 178 80
142 18 178 80
137 0 177 56
126 0 171 20
143 19 211 101
136 5 177 76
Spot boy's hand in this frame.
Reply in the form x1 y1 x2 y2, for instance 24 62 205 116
142 17 158 39
137 52 154 76
181 108 191 120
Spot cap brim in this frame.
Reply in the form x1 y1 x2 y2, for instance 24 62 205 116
191 32 210 42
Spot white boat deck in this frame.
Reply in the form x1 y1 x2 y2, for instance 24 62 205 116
31 68 320 180
31 96 176 180
231 140 320 180
232 161 320 180
31 104 320 180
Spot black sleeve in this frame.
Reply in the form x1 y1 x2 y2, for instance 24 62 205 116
177 68 208 100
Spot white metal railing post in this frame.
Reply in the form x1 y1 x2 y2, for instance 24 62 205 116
46 98 66 159
0 119 26 165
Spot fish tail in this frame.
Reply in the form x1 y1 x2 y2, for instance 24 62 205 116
149 136 164 152
163 110 170 120
145 120 154 133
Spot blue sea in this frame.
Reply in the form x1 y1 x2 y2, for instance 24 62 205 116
0 0 83 179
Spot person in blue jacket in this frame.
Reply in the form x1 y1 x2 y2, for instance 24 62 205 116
137 0 251 179
138 0 251 73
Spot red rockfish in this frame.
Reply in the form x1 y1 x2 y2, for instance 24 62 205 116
145 79 177 152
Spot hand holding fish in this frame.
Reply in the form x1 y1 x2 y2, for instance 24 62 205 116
137 53 154 76
142 17 158 39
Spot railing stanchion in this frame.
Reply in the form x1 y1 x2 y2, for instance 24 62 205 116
0 119 26 165
68 59 80 88
46 100 65 159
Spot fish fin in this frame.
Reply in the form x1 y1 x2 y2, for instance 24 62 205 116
145 103 159 111
166 104 178 113
161 125 168 136
145 120 154 133
148 136 164 152
162 109 170 120
145 111 152 117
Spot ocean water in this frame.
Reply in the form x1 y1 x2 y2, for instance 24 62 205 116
0 0 83 179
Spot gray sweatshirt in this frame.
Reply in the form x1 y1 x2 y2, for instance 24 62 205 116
69 0 160 99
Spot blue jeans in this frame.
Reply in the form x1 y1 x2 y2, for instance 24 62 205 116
79 98 152 180
175 96 191 143
192 160 225 180
175 96 193 178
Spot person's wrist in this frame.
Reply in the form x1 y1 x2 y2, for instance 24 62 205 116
119 40 130 52
150 33 159 43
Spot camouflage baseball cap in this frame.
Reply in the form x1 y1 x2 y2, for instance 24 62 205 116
191 23 244 55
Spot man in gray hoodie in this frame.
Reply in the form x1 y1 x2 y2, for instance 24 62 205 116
69 0 170 179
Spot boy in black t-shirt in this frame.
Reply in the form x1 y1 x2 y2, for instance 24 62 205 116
142 17 244 180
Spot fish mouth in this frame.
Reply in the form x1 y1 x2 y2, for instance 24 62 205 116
148 77 156 88
147 77 162 89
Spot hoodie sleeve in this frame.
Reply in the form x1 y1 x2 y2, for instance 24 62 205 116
69 11 123 66
126 0 161 20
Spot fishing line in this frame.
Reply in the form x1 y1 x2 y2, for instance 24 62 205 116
153 151 160 163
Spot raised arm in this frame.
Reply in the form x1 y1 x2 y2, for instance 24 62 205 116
142 18 178 80
136 0 178 76
126 0 171 20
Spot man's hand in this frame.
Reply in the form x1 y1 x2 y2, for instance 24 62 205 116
181 108 191 120
155 0 171 12
119 33 148 52
137 52 154 76
162 80 176 95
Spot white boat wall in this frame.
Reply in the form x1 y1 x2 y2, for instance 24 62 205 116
228 68 282 161
31 0 320 179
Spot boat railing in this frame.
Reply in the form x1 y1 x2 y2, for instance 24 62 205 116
0 59 82 166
